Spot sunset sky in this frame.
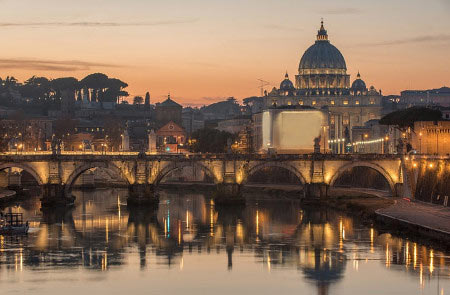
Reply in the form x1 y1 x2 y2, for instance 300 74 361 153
0 0 449 106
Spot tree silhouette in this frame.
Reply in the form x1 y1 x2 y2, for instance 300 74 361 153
133 96 144 105
380 107 442 131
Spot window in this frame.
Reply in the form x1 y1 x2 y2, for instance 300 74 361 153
355 100 360 105
287 101 292 106
330 100 335 105
299 100 304 105
312 101 316 105
343 100 349 105
343 114 349 125
370 99 375 105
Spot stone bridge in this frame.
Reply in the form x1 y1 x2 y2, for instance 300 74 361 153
0 153 406 205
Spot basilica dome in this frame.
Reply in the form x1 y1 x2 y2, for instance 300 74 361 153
280 72 295 90
351 72 367 91
295 21 350 90
299 21 347 71
299 42 346 70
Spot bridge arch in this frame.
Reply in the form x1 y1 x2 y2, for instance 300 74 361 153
329 162 395 192
64 162 130 196
0 162 44 185
154 161 218 186
242 162 306 185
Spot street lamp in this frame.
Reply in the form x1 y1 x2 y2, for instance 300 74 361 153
419 132 423 154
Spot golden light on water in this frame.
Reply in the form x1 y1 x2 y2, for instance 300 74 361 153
370 228 374 253
405 242 410 268
413 243 417 269
256 210 259 237
210 199 215 237
429 250 434 275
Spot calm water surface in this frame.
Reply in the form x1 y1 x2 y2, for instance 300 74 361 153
0 188 449 295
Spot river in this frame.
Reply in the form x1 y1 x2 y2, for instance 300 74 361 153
0 188 448 295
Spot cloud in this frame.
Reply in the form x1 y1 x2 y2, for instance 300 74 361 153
263 24 303 32
362 34 450 46
0 58 120 71
0 19 198 28
319 8 362 15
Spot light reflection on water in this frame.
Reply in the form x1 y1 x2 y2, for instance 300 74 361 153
0 188 448 295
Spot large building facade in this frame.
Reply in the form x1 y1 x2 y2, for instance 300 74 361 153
258 21 383 153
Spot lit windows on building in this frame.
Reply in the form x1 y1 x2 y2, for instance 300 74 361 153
355 100 360 105
343 114 349 125
330 100 335 105
299 100 304 105
312 101 317 105
343 100 349 105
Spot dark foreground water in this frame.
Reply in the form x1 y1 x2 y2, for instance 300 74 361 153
0 189 449 295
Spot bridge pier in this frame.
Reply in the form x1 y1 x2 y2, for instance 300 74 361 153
213 183 245 206
304 183 329 199
41 184 75 207
127 184 159 207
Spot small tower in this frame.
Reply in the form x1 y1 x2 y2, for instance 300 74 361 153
148 129 157 154
145 92 150 106
316 19 328 41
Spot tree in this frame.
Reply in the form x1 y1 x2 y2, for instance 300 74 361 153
133 96 144 105
100 78 129 103
380 107 442 131
21 76 51 101
79 73 109 102
51 77 78 101
189 128 236 153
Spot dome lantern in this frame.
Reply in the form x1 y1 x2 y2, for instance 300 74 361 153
317 19 328 41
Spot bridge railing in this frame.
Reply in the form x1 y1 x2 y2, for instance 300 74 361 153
0 151 402 161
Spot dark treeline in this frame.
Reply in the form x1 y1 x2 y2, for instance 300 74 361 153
0 73 129 109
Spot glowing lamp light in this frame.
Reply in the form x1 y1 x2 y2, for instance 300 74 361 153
166 147 170 152
413 163 417 168
429 163 434 168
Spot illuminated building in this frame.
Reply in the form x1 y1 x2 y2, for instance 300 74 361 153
258 21 383 151
252 108 329 154
156 121 187 153
412 121 450 155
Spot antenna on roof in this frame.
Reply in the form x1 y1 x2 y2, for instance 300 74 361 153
257 79 270 97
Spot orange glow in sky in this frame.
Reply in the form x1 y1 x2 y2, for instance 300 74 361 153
0 0 449 106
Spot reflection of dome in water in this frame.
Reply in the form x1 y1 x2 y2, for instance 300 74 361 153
300 248 346 284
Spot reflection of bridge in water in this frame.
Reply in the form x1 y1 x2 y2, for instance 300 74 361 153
0 153 406 205
0 190 446 295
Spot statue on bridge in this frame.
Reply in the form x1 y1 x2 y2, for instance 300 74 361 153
51 137 62 155
314 136 321 154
